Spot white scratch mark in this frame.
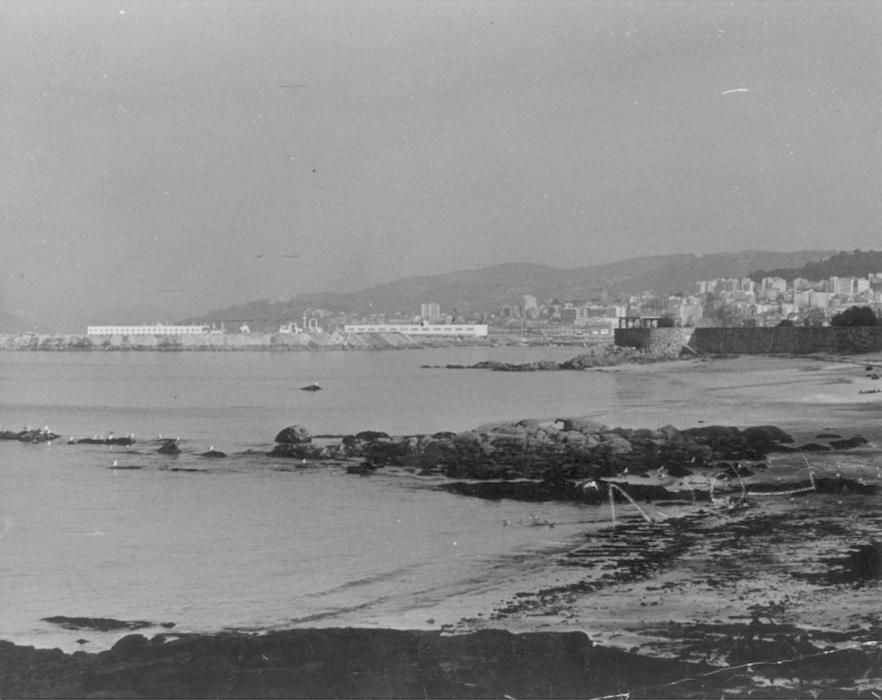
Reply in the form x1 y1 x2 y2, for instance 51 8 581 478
720 88 749 95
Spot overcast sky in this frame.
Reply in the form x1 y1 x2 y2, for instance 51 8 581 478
2 0 880 329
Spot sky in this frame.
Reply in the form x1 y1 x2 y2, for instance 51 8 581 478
1 0 881 330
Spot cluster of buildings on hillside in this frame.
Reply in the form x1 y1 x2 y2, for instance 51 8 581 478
87 272 882 339
696 274 882 326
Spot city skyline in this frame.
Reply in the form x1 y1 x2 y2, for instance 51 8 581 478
2 1 881 330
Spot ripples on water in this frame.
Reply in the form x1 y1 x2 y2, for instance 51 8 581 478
0 348 620 651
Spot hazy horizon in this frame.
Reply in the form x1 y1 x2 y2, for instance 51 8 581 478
3 1 880 330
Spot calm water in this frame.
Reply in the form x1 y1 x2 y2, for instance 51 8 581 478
1 346 651 652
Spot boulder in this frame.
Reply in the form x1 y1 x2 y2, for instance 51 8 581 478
741 425 794 446
601 433 633 456
355 430 390 442
268 443 326 459
274 425 312 444
561 418 609 435
157 440 180 455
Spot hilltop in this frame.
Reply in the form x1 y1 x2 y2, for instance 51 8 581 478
0 310 42 334
749 249 882 282
192 250 831 329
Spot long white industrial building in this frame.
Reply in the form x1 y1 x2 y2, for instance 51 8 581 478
86 324 209 336
343 324 488 337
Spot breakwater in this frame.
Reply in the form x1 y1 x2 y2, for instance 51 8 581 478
0 331 505 351
616 325 882 355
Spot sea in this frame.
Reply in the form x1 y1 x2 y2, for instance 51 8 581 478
1 346 865 652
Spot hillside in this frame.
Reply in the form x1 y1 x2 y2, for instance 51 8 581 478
0 310 41 334
748 249 882 282
191 250 832 329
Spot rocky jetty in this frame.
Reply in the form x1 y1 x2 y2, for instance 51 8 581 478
423 344 682 371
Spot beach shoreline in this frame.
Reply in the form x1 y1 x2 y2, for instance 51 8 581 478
5 353 882 697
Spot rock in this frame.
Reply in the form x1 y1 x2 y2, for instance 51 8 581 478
200 449 227 458
829 435 869 450
157 440 180 455
109 634 150 658
561 418 609 435
601 433 633 456
268 443 326 459
741 425 794 445
355 430 390 441
43 616 154 632
274 425 312 444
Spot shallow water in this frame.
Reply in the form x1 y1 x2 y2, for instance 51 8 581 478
1 349 880 652
0 347 619 651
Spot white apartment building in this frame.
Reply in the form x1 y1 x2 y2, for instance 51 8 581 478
420 303 441 323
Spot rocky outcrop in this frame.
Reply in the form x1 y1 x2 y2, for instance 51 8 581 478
0 428 60 443
424 345 683 372
273 425 312 444
0 628 709 699
268 424 328 459
266 418 873 482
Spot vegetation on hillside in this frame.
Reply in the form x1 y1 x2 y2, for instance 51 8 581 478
749 250 882 282
830 305 879 327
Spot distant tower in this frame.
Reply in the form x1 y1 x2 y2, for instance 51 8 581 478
420 302 441 323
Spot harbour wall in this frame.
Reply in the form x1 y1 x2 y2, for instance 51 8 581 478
615 326 882 355
0 332 498 351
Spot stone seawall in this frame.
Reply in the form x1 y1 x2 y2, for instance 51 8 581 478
0 332 494 351
615 326 882 355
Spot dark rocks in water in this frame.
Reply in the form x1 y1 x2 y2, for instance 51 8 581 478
76 436 135 446
301 383 322 391
355 430 390 441
274 425 312 444
157 439 180 455
816 432 843 439
799 443 831 452
1 428 60 443
200 448 227 458
42 616 154 632
267 442 326 459
829 435 869 450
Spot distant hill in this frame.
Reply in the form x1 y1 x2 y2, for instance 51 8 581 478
0 310 41 334
748 250 882 282
190 250 833 330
